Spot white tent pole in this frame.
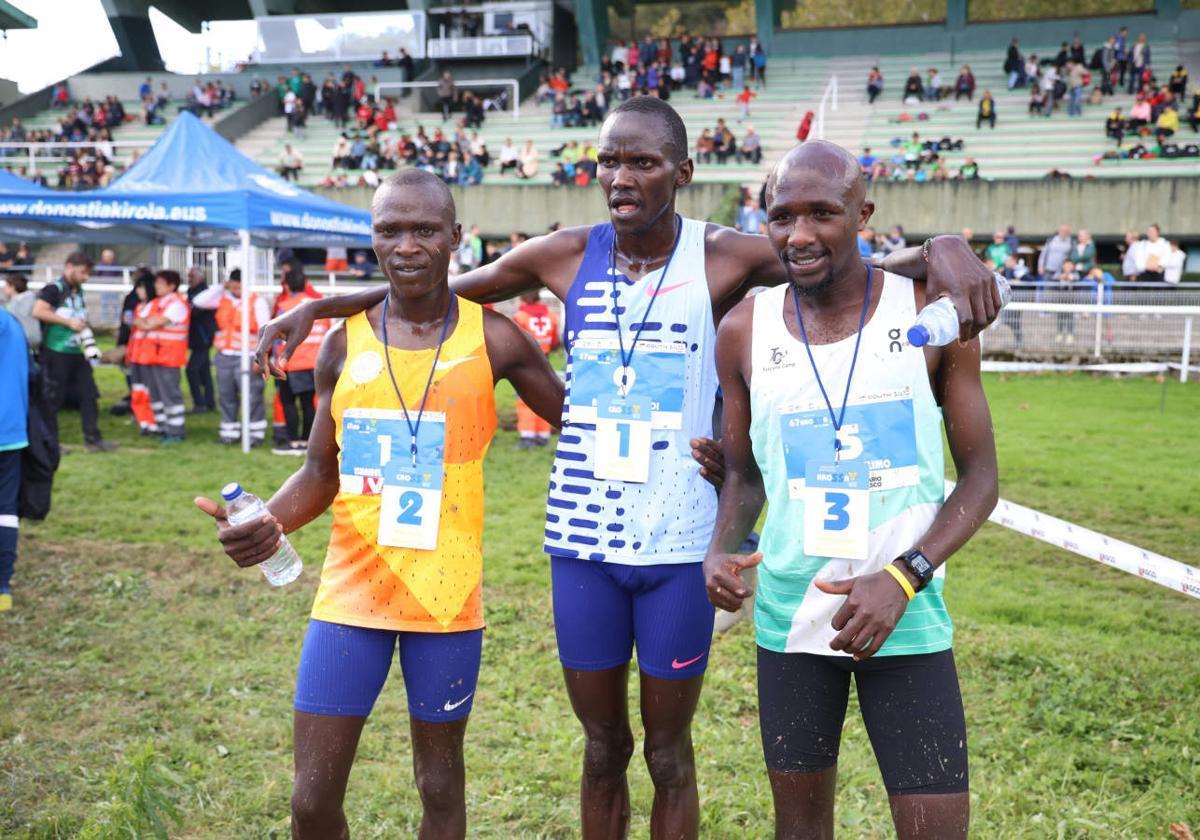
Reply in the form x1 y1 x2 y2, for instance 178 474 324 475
240 229 252 454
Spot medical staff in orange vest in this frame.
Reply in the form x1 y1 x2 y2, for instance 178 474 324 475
511 289 560 448
192 268 271 445
271 263 330 456
134 270 191 444
125 275 158 435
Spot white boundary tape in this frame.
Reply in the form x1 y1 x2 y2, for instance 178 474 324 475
945 481 1200 600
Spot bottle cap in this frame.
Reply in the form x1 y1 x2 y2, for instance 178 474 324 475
907 324 931 347
221 482 243 502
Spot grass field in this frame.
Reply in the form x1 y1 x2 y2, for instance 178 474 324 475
1 365 1198 839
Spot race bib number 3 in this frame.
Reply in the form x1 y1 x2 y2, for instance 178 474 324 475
593 395 652 484
377 417 446 550
803 460 869 560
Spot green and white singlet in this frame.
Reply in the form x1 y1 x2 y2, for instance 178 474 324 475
748 272 953 656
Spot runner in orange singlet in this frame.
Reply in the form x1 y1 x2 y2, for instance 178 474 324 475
195 170 565 839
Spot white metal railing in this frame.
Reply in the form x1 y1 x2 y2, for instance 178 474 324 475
815 75 839 140
427 35 534 59
374 78 521 121
0 140 155 174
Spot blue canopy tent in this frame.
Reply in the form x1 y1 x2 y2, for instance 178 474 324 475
0 113 374 450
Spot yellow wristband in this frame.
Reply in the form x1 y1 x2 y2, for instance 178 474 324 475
883 563 916 601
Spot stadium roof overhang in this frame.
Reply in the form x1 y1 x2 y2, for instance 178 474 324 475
136 0 422 33
0 0 36 31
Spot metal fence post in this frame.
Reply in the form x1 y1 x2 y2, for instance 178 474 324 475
1183 317 1193 384
1093 282 1103 358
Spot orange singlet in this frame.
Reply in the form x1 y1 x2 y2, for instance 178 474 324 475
312 298 496 632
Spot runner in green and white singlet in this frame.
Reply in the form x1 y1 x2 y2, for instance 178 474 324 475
704 142 999 840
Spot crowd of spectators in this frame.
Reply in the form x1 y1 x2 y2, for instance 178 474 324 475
695 119 763 165
315 124 502 188
858 134 978 182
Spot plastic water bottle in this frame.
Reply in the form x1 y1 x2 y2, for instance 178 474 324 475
221 482 303 586
907 273 1013 347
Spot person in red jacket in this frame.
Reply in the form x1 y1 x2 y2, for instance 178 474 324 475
271 263 329 455
511 289 559 448
134 270 190 444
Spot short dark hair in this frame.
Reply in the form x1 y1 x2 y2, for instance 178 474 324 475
65 251 93 269
379 168 456 220
6 273 28 293
284 261 307 293
155 269 182 289
607 96 689 164
227 268 242 282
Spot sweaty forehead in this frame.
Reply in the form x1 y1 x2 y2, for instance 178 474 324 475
598 113 672 157
772 163 860 208
373 181 454 224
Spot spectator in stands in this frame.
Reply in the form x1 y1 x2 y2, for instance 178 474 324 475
735 196 766 234
752 41 767 88
903 69 923 102
866 66 883 103
1138 224 1171 280
1005 39 1025 89
551 93 567 128
985 231 1011 269
740 126 762 164
1155 105 1178 142
1004 226 1020 254
348 134 366 169
731 45 748 92
550 163 570 187
498 138 520 176
882 226 907 255
926 68 946 101
1002 253 1029 282
1190 96 1200 133
696 128 715 164
955 65 976 100
902 133 923 169
958 157 980 180
1128 95 1152 130
1039 225 1074 280
716 127 738 164
857 227 874 259
1168 65 1189 98
1119 231 1142 280
611 40 628 73
1128 34 1150 94
517 140 539 179
1098 37 1117 96
1164 241 1187 284
1106 106 1126 146
1054 260 1081 342
1070 36 1086 66
375 51 393 68
1040 64 1061 117
1067 61 1087 117
977 91 996 129
437 71 456 122
1071 230 1096 273
858 146 877 176
459 153 484 186
94 249 122 279
736 85 756 121
349 251 376 281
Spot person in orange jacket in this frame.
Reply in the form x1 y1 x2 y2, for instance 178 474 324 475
511 288 559 448
134 269 191 444
271 262 329 455
125 274 158 435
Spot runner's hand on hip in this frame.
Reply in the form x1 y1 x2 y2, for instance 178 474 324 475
690 436 725 490
704 551 761 611
194 496 283 568
815 570 911 661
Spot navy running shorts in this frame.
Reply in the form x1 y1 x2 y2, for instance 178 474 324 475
294 619 483 722
550 555 715 680
757 647 968 796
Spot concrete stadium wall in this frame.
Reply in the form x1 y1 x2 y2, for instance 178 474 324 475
318 178 1197 240
866 178 1200 240
769 9 1200 58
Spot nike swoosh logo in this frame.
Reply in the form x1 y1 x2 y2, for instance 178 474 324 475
647 281 691 298
434 356 478 371
671 653 706 670
443 692 474 712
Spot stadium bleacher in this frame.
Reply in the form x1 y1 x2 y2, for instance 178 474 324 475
236 38 1194 190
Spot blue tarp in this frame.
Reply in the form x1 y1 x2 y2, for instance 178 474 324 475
0 112 371 246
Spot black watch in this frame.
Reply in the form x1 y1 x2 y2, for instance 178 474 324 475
895 549 934 592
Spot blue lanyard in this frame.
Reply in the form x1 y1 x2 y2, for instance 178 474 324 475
791 264 874 462
608 215 683 391
381 293 455 466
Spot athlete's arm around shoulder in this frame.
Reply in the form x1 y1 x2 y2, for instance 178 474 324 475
194 324 346 570
915 297 999 569
703 298 765 612
481 308 564 429
451 226 590 304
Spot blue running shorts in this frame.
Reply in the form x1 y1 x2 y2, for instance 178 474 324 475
550 556 714 680
294 619 483 722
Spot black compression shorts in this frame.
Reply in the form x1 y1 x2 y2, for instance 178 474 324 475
757 647 968 796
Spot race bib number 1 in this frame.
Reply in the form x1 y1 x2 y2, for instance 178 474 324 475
377 416 446 550
803 459 869 561
593 395 652 484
